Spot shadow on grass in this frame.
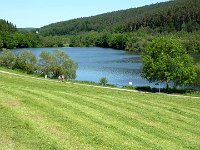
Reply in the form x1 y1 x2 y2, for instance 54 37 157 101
122 85 200 96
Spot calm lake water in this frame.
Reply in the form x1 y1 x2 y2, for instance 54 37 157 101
14 47 156 87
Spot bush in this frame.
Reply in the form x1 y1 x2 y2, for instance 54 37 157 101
99 77 108 85
135 86 151 92
15 50 37 74
0 49 16 69
39 50 78 79
122 85 136 90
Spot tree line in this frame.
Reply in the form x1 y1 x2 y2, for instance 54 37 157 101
36 0 200 54
68 30 200 54
39 0 200 36
0 19 16 32
1 0 200 54
0 49 77 79
0 19 69 50
0 31 69 50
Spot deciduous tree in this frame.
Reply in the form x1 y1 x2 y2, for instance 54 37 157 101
142 37 197 93
39 50 77 79
15 50 37 73
0 49 16 69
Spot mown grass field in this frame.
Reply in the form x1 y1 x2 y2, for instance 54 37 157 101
0 72 200 150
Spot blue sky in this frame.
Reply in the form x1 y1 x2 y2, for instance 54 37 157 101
1 0 168 28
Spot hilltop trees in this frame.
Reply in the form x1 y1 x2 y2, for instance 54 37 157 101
0 19 68 50
39 0 200 36
0 21 41 49
37 0 200 53
0 20 17 49
142 37 197 93
2 0 200 52
0 19 16 32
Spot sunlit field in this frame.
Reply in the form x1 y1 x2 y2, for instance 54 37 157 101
0 72 199 149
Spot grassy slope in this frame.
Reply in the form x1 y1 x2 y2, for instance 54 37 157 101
0 72 200 150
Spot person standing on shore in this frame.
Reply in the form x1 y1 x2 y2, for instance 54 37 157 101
61 74 65 82
58 75 61 82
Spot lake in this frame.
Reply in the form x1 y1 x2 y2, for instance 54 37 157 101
13 47 165 87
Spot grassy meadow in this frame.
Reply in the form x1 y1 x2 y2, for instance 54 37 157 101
0 72 200 150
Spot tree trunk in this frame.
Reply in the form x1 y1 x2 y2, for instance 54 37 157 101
166 81 170 94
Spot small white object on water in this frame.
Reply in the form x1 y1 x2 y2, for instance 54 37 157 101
129 82 132 85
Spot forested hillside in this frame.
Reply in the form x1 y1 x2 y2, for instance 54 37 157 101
1 0 200 53
0 20 41 49
0 19 17 32
39 0 200 36
0 20 68 49
37 0 200 53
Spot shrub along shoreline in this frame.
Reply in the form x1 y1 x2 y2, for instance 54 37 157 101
0 49 77 80
0 66 199 97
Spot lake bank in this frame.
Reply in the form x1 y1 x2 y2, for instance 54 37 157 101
12 47 163 88
0 66 199 96
1 46 198 88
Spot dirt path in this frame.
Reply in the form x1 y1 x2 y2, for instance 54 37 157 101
0 70 199 99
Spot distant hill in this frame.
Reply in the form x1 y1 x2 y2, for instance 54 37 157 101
39 0 200 36
18 28 37 32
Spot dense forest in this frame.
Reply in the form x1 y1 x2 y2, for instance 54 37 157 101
37 0 200 54
1 0 200 53
40 0 200 36
0 19 17 32
0 19 68 50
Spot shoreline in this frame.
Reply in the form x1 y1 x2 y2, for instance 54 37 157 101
0 68 199 98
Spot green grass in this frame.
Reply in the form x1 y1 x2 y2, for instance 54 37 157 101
0 67 42 78
0 72 200 150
